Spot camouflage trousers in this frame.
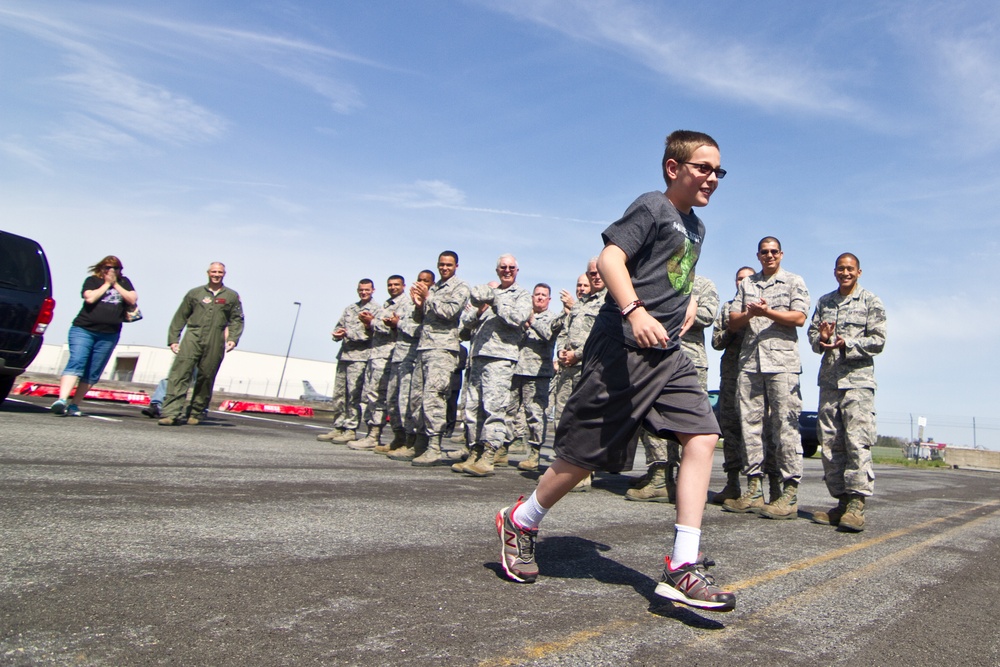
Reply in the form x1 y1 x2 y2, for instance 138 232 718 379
717 375 743 473
818 386 876 497
331 359 367 430
411 349 459 437
738 371 803 482
386 353 417 433
720 374 778 475
463 357 515 448
640 431 679 467
505 375 550 447
361 355 392 428
551 364 581 423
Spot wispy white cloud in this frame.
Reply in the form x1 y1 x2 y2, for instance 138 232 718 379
894 7 1000 151
367 179 604 224
485 0 863 116
43 113 144 158
55 54 227 145
0 136 53 172
97 9 384 114
0 7 226 153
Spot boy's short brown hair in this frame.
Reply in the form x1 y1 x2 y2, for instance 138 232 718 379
662 130 720 187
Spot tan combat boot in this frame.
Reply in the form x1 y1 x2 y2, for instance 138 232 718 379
629 467 653 488
444 443 470 462
838 495 866 532
711 470 742 505
494 443 509 467
331 429 357 444
412 435 450 467
722 476 764 513
760 480 799 520
625 463 673 503
349 424 383 450
768 474 783 504
464 445 497 477
517 446 540 471
316 427 345 442
453 443 482 473
387 433 418 461
374 429 405 455
812 495 848 526
569 472 593 492
507 437 527 455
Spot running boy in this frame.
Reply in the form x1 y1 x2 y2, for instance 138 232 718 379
495 130 735 612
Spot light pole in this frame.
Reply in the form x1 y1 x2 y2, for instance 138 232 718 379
278 301 301 398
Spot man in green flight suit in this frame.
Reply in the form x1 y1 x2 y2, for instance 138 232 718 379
158 262 245 426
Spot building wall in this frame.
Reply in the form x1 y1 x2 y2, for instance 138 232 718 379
943 447 1000 471
27 343 338 400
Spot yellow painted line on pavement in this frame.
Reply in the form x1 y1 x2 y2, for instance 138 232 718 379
477 499 1000 666
728 498 1000 592
478 620 638 667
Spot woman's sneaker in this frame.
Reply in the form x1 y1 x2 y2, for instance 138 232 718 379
654 556 736 612
50 399 67 416
66 404 84 417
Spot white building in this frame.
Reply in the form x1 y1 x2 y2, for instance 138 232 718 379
28 343 338 400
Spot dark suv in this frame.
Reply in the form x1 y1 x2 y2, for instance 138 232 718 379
0 230 55 405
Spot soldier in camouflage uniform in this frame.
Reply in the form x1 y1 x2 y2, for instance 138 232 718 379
504 283 561 472
724 237 810 520
552 259 607 425
628 274 718 502
454 255 532 476
350 275 407 451
316 279 378 443
396 251 470 465
709 266 757 504
808 253 886 532
377 270 434 456
158 262 244 426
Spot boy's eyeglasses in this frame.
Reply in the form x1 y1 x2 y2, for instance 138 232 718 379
681 162 727 179
758 249 781 256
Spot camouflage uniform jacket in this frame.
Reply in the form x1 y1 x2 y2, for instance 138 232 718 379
390 295 421 363
464 282 532 361
367 295 403 361
563 287 607 352
712 299 745 382
416 275 470 353
732 268 810 374
808 286 886 390
515 308 561 378
679 275 719 370
335 300 378 362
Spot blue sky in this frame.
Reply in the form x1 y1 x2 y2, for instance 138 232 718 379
3 1 999 449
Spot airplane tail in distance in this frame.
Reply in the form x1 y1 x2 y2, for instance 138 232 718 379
301 380 332 401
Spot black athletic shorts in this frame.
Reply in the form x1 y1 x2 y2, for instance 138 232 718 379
553 322 720 472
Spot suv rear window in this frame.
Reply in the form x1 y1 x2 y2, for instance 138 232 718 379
0 234 49 292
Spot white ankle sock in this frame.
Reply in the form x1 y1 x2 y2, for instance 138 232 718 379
512 492 548 529
669 524 701 568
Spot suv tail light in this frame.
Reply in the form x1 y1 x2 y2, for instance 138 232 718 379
33 297 56 334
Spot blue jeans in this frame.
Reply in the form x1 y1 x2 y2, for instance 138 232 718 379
63 325 120 385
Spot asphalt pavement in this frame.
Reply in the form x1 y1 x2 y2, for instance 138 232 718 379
2 394 999 666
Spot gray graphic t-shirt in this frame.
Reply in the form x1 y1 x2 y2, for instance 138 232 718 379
597 191 706 350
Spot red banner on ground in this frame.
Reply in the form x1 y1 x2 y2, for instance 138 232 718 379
218 400 314 417
15 382 151 405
